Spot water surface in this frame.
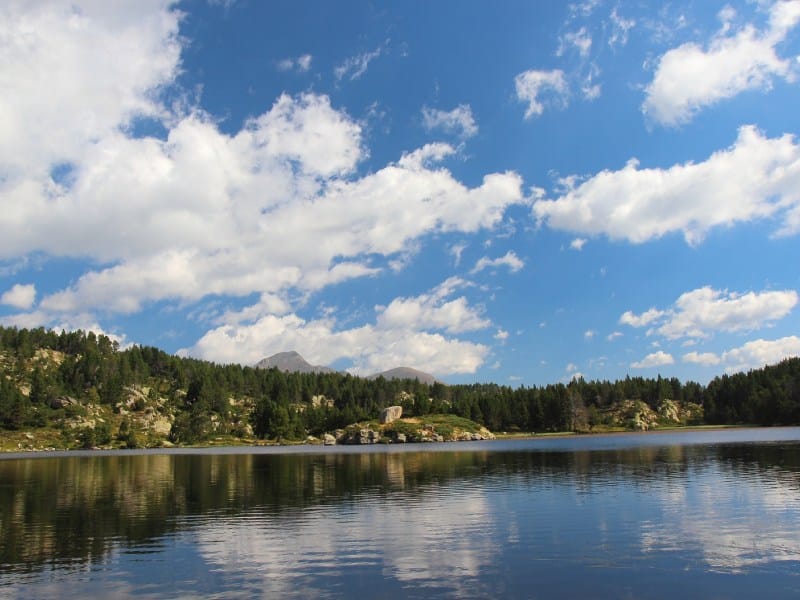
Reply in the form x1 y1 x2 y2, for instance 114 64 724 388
1 428 799 598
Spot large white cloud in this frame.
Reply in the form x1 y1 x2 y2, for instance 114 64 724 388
376 277 489 334
181 277 491 375
643 0 800 126
682 337 800 373
0 0 181 177
621 286 798 341
533 126 800 243
1 283 36 310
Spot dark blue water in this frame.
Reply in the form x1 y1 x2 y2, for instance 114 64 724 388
1 428 800 599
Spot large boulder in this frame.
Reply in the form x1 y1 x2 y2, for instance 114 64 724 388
380 405 403 424
50 396 78 409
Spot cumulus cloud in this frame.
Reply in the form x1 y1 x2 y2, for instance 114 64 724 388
619 308 664 328
643 0 800 126
179 277 492 374
0 0 181 178
682 351 722 366
621 286 798 340
470 251 525 274
376 277 489 334
719 335 800 372
3 89 522 315
533 126 800 244
631 350 674 369
421 105 478 139
683 336 800 372
277 54 312 72
1 283 36 310
514 69 569 118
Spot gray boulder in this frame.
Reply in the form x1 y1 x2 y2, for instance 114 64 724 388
380 405 403 424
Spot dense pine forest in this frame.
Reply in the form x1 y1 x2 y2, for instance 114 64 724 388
0 325 799 449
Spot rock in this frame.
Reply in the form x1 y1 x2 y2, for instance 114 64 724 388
380 405 403 424
323 433 337 445
395 433 406 443
50 396 77 409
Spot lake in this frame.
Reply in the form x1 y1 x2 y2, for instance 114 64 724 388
1 428 800 599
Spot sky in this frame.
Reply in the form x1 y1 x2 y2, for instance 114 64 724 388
1 0 799 386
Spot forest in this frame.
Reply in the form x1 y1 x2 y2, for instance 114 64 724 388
0 325 799 445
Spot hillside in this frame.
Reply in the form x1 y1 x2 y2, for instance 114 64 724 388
1 326 799 451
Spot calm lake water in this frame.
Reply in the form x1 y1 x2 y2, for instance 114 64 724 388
1 428 800 599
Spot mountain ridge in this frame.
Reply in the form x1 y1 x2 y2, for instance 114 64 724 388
255 351 438 383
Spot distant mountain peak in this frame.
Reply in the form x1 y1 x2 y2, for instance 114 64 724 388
255 351 335 374
367 366 439 385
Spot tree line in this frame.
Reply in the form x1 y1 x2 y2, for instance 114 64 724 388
0 326 799 441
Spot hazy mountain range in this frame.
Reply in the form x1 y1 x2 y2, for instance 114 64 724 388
255 351 438 385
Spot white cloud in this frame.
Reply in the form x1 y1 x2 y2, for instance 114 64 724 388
179 277 492 375
449 242 467 266
569 237 587 250
182 312 489 376
643 0 800 126
584 329 596 339
681 335 800 372
0 0 181 179
334 44 384 81
682 351 721 366
421 105 478 138
277 53 312 73
4 92 521 316
659 287 797 339
470 251 525 274
619 308 665 328
494 329 509 341
1 283 36 309
514 69 569 118
720 335 800 373
607 331 623 341
376 277 489 334
533 126 800 244
609 8 636 48
631 351 674 369
622 286 798 341
558 27 592 57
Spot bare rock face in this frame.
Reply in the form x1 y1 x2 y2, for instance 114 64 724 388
50 396 78 409
380 405 403 424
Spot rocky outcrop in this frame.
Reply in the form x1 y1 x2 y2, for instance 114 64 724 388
50 396 78 409
380 405 403 424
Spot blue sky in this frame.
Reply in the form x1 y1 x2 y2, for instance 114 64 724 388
1 0 799 385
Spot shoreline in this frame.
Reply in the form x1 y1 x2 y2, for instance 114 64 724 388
1 423 791 459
